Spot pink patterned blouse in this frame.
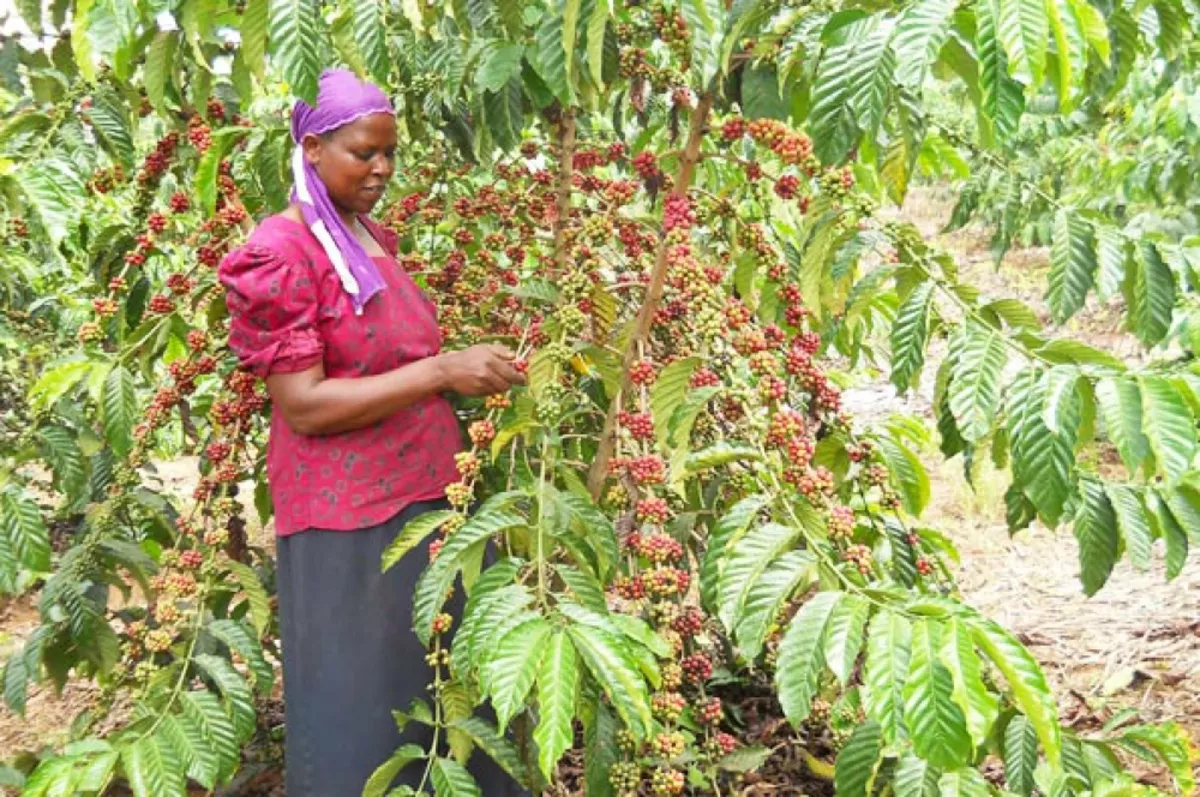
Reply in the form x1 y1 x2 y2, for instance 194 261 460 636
218 215 462 536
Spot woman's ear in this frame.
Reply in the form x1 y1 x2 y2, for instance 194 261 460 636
301 133 322 167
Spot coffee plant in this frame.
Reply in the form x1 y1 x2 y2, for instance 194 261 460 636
0 0 1197 795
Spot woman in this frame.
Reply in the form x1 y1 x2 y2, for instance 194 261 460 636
218 69 527 795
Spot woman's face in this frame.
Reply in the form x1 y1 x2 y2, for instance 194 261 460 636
303 113 397 217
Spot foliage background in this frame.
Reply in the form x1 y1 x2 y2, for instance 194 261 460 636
0 0 1199 794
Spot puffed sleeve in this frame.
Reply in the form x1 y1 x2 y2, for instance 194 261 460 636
218 244 325 378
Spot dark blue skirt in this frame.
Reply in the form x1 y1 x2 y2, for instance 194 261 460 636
277 499 530 796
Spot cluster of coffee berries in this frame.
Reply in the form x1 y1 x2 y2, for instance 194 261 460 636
671 607 704 638
745 117 817 170
650 767 685 796
187 116 213 153
611 454 666 486
775 173 800 199
609 761 640 792
430 613 453 635
632 151 661 181
642 566 690 599
662 194 695 232
681 651 712 684
844 543 873 574
468 419 495 446
635 497 672 526
827 504 855 540
87 164 126 194
617 410 655 441
631 531 683 564
697 696 723 724
690 367 721 388
138 132 179 186
445 481 472 508
454 451 481 479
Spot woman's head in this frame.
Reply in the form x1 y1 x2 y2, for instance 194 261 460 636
291 70 396 217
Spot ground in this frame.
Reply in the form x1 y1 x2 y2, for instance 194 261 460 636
1 186 1197 791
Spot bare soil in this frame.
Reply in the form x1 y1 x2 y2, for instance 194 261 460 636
1 186 1196 791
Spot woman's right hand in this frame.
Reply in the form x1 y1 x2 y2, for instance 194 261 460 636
437 344 526 397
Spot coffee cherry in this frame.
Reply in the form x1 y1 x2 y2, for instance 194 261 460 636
609 761 640 792
632 151 659 179
827 504 855 540
617 410 655 441
916 558 934 576
627 455 666 485
844 543 873 574
77 322 102 343
652 692 686 723
445 481 473 508
629 359 657 386
690 367 720 388
188 120 213 152
635 497 672 526
866 463 890 487
643 567 689 598
775 174 800 199
431 613 453 635
468 420 495 446
697 696 723 725
671 607 704 637
681 652 712 684
711 731 737 755
662 194 695 232
166 273 193 296
454 451 480 479
169 192 191 213
650 767 685 796
651 731 686 759
92 297 118 318
639 634 674 676
148 295 176 315
206 98 226 122
636 531 683 563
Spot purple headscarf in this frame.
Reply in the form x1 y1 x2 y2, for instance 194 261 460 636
291 69 394 314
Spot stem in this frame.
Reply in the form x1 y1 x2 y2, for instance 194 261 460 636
140 577 211 740
530 112 579 605
536 439 550 606
552 111 577 272
415 637 444 794
588 93 715 499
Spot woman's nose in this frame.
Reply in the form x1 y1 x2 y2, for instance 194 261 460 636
372 155 393 176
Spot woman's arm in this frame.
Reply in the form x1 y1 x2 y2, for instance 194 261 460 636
266 344 524 436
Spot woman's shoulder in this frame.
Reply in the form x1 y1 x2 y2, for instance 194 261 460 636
220 214 322 275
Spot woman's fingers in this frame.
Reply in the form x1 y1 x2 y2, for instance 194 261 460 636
486 344 516 360
485 356 524 388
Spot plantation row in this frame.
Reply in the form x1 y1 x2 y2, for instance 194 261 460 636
0 0 1198 794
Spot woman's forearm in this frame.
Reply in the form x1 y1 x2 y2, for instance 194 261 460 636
266 358 448 436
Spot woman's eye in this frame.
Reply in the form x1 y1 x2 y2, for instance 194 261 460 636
354 150 375 161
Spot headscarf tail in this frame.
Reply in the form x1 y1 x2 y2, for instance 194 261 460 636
290 69 394 314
